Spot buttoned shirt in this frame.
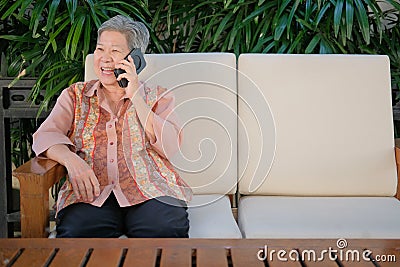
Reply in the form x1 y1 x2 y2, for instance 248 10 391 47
32 80 192 213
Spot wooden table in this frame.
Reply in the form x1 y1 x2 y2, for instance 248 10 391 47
1 238 400 267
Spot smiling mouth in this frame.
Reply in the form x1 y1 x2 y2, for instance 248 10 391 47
101 67 115 73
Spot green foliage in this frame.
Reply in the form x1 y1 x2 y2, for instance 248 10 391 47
0 0 153 114
1 0 400 108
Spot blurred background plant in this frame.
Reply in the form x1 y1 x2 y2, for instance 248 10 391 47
0 0 155 114
1 0 400 106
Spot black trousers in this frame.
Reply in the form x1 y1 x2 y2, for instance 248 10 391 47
56 193 189 238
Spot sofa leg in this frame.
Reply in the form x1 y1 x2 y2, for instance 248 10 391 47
19 176 49 238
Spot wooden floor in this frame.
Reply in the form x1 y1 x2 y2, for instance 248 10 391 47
1 238 399 267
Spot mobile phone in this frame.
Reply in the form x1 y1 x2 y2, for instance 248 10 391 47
114 48 147 88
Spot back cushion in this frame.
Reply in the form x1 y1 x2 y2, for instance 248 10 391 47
238 54 397 196
85 53 237 195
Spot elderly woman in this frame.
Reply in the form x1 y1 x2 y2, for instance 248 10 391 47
32 15 192 238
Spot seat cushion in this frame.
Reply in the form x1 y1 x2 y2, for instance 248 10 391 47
238 196 400 238
238 54 397 196
188 195 242 238
49 195 241 238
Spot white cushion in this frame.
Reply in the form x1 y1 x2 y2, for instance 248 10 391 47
49 194 242 239
238 54 397 196
188 195 242 238
239 196 400 238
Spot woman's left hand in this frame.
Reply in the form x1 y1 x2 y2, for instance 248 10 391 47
115 55 140 96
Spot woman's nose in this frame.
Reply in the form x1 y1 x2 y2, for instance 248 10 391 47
101 56 111 63
101 53 113 62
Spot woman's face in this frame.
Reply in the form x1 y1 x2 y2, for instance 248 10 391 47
93 30 130 87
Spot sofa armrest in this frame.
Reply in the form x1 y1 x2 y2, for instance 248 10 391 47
12 157 66 238
395 139 400 200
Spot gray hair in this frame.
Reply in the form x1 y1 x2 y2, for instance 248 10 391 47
97 15 150 53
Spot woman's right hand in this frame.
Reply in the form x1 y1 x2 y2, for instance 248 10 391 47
45 144 100 202
64 153 101 202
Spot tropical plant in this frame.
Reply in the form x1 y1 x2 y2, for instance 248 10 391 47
150 0 400 89
370 2 400 93
0 0 156 114
1 0 400 108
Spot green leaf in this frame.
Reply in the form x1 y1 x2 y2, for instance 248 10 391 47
167 0 173 32
305 0 313 21
17 0 34 20
345 0 354 39
340 19 347 46
286 0 301 38
30 0 49 35
0 34 35 42
274 13 288 41
66 0 77 23
0 0 9 12
258 0 266 6
315 2 331 29
277 0 291 18
288 31 305 53
305 34 321 53
65 19 78 59
224 0 233 9
251 36 274 53
277 42 288 53
245 22 252 51
213 12 234 44
70 15 86 59
44 18 70 53
45 0 61 35
262 41 276 53
185 23 202 52
354 0 370 44
238 4 270 27
103 1 150 19
1 0 24 20
228 8 244 50
83 16 91 57
333 0 344 38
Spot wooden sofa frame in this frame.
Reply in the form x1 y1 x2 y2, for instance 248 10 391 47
11 140 400 238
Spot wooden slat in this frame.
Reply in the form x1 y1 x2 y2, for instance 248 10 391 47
338 260 376 267
50 248 88 267
0 248 20 266
304 261 339 267
86 248 123 267
0 238 399 267
160 248 191 267
124 248 157 267
230 247 265 267
196 248 228 267
268 258 303 267
12 248 53 267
